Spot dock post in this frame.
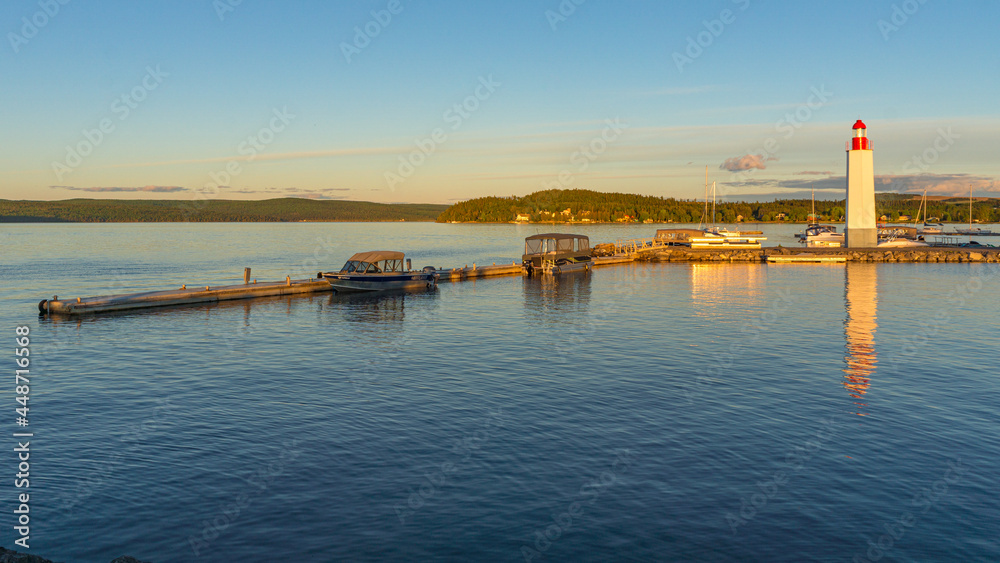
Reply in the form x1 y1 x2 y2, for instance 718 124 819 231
244 267 251 284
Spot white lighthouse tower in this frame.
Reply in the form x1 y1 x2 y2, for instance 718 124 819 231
846 119 877 247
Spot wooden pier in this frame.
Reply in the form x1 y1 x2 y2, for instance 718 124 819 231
435 262 526 282
40 277 335 315
35 243 998 316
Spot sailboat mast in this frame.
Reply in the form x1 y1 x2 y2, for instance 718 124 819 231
703 165 708 228
917 189 926 226
811 186 815 223
712 181 717 225
969 185 973 230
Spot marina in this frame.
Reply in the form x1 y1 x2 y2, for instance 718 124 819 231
35 233 1000 316
8 220 1000 563
8 3 1000 560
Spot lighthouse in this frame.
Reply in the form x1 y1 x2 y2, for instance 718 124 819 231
845 119 877 247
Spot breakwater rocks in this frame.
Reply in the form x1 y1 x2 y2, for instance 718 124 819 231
646 248 764 262
0 549 149 563
640 247 1000 263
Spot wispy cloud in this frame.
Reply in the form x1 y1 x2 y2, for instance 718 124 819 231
103 147 407 169
722 173 1000 197
796 170 834 176
221 187 353 199
720 154 774 172
49 185 189 193
876 174 1000 196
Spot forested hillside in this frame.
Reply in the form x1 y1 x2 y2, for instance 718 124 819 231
0 198 447 222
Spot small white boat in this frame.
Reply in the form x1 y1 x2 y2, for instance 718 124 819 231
690 232 767 249
522 233 593 275
655 227 766 249
798 224 844 247
878 238 928 248
914 190 944 234
952 186 995 236
321 251 436 292
954 227 995 236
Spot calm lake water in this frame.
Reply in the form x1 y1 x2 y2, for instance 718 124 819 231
2 223 998 562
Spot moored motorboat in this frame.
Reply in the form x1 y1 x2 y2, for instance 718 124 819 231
797 224 844 247
522 233 593 275
321 251 436 292
655 227 766 249
878 238 928 248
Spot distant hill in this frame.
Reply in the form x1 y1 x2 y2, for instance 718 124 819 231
0 198 448 222
437 189 1000 224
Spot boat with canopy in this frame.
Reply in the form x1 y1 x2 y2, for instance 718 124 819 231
321 251 436 292
522 233 593 275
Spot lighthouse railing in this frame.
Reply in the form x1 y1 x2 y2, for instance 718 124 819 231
846 140 874 151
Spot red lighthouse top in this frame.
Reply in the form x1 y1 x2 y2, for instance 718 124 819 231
849 119 871 150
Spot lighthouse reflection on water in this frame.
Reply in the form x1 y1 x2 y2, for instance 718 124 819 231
843 263 878 415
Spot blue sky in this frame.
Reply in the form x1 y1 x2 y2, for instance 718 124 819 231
2 0 998 203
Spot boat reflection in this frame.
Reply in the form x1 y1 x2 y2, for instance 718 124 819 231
522 271 592 325
843 263 878 416
327 287 438 334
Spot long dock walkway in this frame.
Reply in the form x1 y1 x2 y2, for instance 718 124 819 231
40 278 334 315
433 255 636 283
36 244 998 315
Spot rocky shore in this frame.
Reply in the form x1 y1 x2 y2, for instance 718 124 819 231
0 548 148 563
639 247 1000 263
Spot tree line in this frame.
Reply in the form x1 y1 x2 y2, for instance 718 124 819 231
0 198 448 222
436 189 1000 224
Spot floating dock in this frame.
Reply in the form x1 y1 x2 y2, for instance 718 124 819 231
39 277 334 315
433 255 639 283
766 254 847 264
35 244 999 316
435 262 526 282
